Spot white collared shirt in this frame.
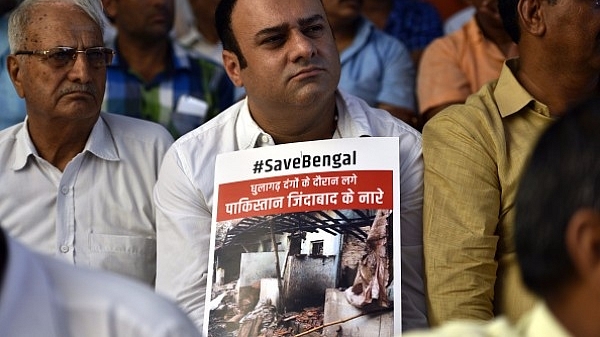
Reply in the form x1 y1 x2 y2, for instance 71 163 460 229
177 27 224 65
0 232 201 337
154 91 426 331
0 112 173 285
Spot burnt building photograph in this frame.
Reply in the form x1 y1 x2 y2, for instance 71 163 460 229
208 209 395 337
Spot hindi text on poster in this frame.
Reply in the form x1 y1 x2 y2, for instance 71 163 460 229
216 170 392 221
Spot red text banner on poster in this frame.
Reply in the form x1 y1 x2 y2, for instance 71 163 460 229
216 170 393 221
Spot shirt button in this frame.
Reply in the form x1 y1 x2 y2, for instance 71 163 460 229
60 245 69 253
261 134 269 143
61 186 69 195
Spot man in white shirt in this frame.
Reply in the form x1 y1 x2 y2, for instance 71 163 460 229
174 0 223 64
0 228 200 337
154 0 425 332
1 0 173 285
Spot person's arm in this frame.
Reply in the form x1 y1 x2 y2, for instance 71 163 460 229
154 147 211 331
398 130 427 331
422 109 500 326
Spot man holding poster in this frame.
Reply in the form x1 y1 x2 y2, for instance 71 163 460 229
153 0 425 333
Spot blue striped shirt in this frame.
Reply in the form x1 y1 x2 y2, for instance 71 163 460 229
103 40 235 138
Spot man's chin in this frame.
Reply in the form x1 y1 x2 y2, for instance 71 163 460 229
58 101 101 117
292 86 334 106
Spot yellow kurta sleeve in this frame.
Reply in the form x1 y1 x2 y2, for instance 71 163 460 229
423 104 501 325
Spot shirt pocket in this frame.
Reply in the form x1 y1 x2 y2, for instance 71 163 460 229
88 233 156 286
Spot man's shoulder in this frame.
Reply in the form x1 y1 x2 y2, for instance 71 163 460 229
0 123 24 158
423 81 505 138
0 123 23 142
456 73 504 109
19 238 200 336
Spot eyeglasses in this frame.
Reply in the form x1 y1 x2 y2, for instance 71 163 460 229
14 47 115 69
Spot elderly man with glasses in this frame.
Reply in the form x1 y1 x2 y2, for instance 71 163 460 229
0 0 173 287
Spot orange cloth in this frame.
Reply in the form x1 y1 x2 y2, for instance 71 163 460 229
417 17 507 115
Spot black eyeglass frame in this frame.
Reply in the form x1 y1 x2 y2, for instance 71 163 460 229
13 46 115 68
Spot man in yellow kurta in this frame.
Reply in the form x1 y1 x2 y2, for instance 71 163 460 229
422 0 600 326
408 95 600 337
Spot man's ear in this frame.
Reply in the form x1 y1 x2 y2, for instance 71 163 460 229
7 55 25 98
518 0 546 38
565 208 600 279
222 50 243 87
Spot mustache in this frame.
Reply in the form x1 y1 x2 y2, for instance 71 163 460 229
58 84 98 97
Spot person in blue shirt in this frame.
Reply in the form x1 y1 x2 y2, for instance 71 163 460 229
363 0 444 68
101 0 235 139
323 0 417 128
0 0 26 130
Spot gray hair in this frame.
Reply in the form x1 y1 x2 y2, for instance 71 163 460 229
8 0 108 52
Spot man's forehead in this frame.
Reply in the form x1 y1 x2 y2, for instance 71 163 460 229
24 5 102 44
232 0 327 30
28 3 91 22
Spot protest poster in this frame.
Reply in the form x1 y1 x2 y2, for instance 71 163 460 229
206 137 400 336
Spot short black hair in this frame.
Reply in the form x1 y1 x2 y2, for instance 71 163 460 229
498 0 520 43
215 0 247 68
516 95 600 298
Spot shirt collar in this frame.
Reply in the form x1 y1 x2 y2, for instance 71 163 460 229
12 114 119 171
233 91 372 150
178 27 206 48
85 114 120 161
495 58 551 118
235 99 273 149
13 118 39 170
171 42 192 69
177 27 224 64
